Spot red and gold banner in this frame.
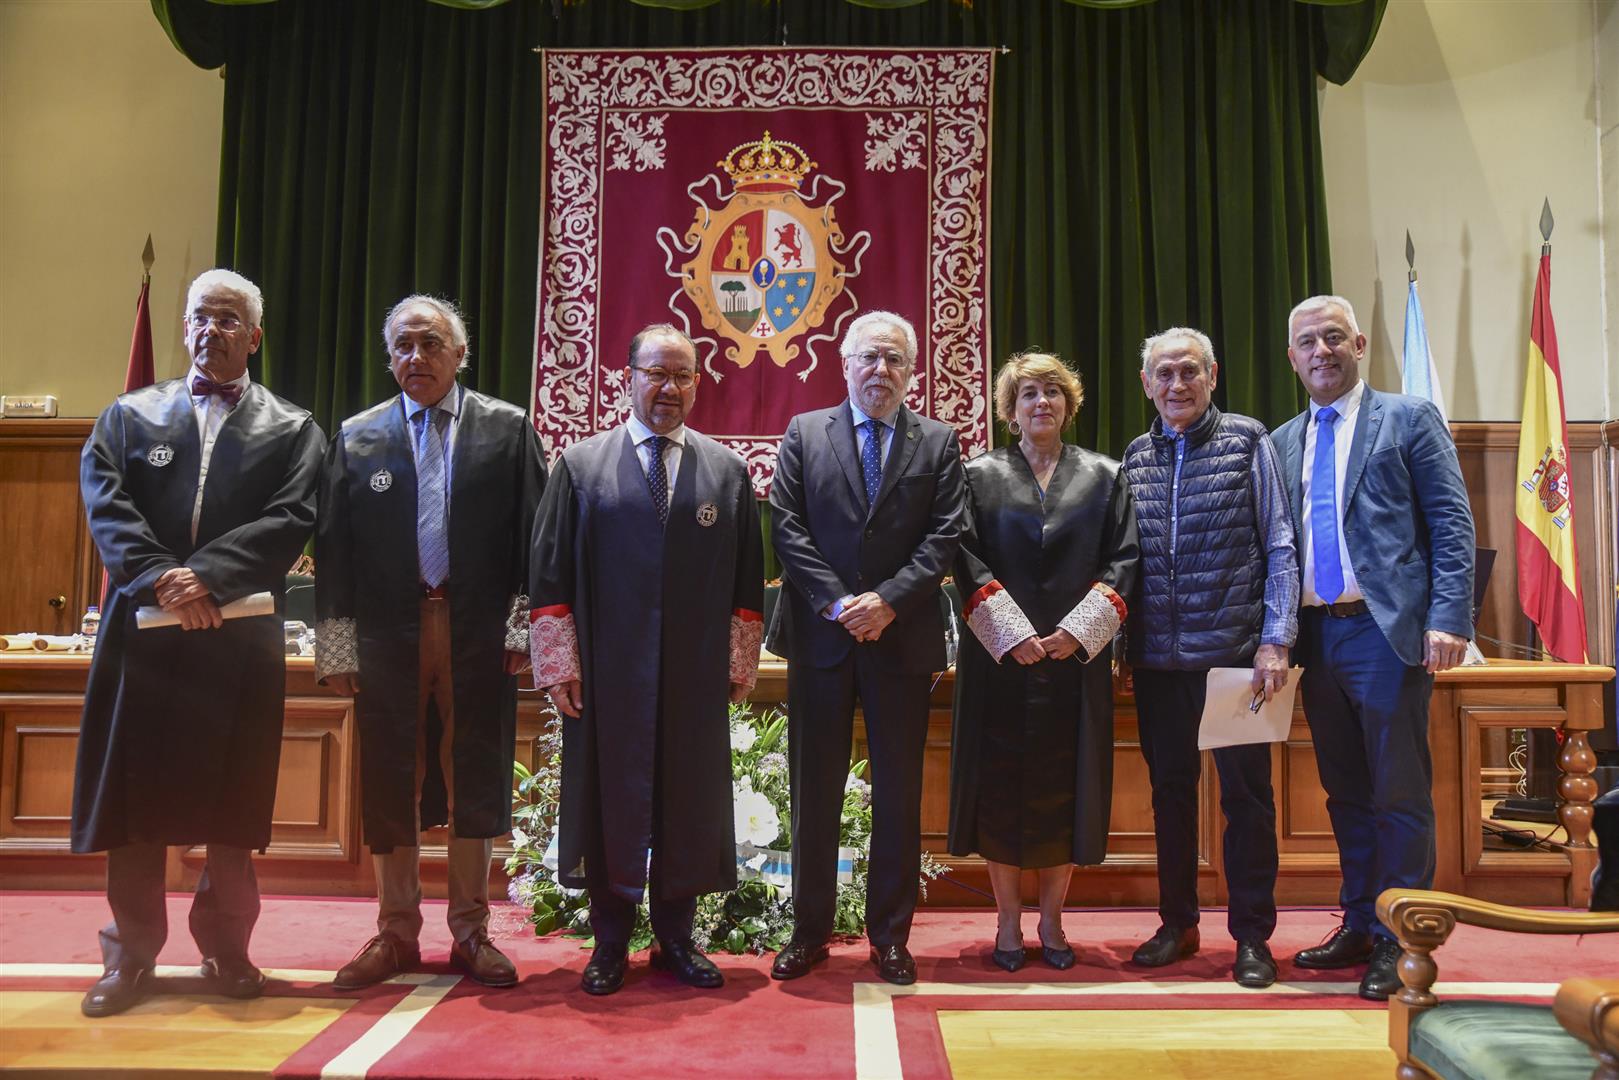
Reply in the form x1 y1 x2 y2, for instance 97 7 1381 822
532 47 995 492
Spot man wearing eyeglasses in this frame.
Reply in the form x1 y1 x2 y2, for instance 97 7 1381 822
315 294 546 991
529 323 764 995
73 269 324 1017
768 311 966 985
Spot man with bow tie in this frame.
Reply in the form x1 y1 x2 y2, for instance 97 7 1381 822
73 269 324 1017
315 295 546 990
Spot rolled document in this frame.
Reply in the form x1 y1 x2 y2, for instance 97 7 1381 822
136 591 276 630
2 634 75 652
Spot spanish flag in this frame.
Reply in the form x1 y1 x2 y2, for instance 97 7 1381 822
1515 249 1588 662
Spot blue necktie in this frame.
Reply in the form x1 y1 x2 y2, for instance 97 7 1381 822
1310 406 1344 603
646 434 669 526
415 407 449 588
860 419 884 507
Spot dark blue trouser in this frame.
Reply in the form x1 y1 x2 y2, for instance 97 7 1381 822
1133 668 1279 941
1298 609 1436 940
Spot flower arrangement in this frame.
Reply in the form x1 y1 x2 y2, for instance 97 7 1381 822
506 701 946 954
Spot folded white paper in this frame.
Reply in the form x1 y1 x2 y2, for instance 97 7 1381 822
136 591 276 630
1197 666 1302 750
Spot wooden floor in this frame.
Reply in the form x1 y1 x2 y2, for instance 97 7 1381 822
938 1007 1395 1079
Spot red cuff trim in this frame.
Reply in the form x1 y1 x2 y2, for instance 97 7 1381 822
732 608 763 623
1093 582 1127 622
530 603 573 623
964 580 1004 620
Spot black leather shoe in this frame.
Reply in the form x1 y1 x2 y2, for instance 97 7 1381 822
1358 938 1402 1001
581 942 629 996
870 944 916 986
1232 940 1277 989
651 938 723 989
1131 925 1199 968
1293 924 1374 970
200 955 266 999
1041 943 1077 971
771 938 830 981
990 946 1026 972
81 966 154 1018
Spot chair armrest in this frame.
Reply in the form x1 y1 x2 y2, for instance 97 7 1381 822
1379 889 1619 938
1554 978 1619 1075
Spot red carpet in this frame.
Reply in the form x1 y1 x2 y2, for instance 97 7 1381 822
1 892 1606 1079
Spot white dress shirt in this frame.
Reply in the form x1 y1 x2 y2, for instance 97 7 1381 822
626 412 686 511
187 366 250 542
1300 378 1366 607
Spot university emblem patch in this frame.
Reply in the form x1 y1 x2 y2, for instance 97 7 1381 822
663 131 867 378
696 502 718 527
369 468 393 493
146 444 174 467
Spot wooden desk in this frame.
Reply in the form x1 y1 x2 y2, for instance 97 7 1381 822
0 654 1608 908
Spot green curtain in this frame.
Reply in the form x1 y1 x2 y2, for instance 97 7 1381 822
152 0 1379 458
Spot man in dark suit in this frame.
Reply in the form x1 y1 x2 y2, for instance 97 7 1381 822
74 268 324 1017
768 311 966 985
1272 294 1475 1001
316 295 546 990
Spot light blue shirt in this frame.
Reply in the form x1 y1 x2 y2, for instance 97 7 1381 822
402 383 463 507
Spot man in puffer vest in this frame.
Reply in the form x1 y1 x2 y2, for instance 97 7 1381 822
1122 327 1299 989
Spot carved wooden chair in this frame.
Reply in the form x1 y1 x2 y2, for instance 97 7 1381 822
1378 889 1619 1079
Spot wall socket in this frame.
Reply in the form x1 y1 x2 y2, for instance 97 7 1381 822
1 395 59 417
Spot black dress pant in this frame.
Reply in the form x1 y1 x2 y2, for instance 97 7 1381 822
588 832 698 946
100 841 261 972
787 650 931 948
1133 668 1279 941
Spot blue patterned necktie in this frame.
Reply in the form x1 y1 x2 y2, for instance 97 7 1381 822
860 419 884 507
415 407 450 588
1310 405 1344 603
647 434 669 526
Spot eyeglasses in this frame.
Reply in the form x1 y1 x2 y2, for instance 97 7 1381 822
848 349 911 370
186 313 245 333
634 366 697 390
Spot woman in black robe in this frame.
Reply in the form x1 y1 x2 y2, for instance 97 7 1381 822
948 351 1139 971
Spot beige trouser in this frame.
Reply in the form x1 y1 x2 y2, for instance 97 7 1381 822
374 595 493 946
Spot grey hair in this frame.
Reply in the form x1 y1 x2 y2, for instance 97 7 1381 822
187 268 264 329
627 323 695 366
1287 294 1361 341
841 310 919 364
1140 326 1217 375
384 294 470 371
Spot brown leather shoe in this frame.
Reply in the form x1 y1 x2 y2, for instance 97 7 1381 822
451 932 517 988
333 934 420 990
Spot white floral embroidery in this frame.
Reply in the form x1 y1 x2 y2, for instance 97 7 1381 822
314 617 358 681
530 611 580 689
1059 586 1122 663
965 586 1037 663
730 614 763 693
864 112 927 172
604 112 667 172
504 594 530 654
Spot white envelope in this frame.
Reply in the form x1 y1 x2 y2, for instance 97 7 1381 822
1197 666 1302 750
136 591 276 630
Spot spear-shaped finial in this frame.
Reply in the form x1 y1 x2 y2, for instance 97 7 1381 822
140 234 154 284
1540 198 1554 255
1405 230 1416 283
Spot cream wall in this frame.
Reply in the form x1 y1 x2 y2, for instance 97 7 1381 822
0 0 221 417
1319 0 1611 421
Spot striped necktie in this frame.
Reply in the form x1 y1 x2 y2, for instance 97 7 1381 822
416 408 449 588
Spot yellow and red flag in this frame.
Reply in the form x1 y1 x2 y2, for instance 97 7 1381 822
1515 249 1588 662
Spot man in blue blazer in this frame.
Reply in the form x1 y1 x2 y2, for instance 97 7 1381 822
1272 295 1474 1001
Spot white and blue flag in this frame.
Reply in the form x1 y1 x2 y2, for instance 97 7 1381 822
1402 278 1449 424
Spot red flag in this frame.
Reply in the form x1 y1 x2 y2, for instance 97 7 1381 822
125 276 154 392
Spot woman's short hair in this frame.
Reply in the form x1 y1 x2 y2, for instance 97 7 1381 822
993 351 1084 429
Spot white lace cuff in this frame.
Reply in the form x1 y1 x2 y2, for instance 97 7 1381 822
315 617 358 681
963 581 1037 663
1058 583 1126 662
505 594 530 654
729 610 763 693
529 605 581 689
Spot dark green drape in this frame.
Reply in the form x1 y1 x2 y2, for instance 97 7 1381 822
153 0 1379 458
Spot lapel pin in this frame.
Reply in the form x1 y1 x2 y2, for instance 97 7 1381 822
697 502 718 527
146 444 174 467
369 467 393 493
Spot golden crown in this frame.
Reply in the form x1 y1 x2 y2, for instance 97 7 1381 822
717 131 817 190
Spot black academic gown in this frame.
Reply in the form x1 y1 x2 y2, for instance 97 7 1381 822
72 379 323 853
314 389 546 851
947 444 1139 868
529 426 764 904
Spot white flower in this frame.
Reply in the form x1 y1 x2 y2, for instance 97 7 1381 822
729 722 758 753
511 826 530 848
733 787 781 847
744 851 768 872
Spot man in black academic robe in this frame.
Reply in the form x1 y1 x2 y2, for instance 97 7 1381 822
315 295 545 989
73 269 323 1017
768 311 966 986
529 324 764 996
